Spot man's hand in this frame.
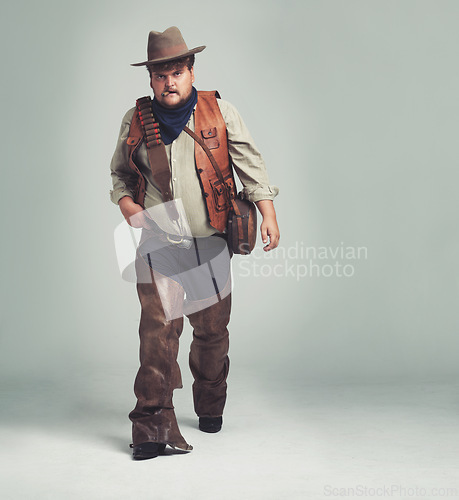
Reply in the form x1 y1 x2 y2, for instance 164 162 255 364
119 196 151 229
255 200 280 252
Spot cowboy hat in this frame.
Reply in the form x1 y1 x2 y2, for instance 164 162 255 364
131 26 205 66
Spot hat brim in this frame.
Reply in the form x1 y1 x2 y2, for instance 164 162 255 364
131 45 206 67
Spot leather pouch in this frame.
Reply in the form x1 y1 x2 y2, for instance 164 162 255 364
227 193 257 255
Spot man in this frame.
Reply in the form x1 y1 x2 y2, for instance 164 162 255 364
110 26 280 460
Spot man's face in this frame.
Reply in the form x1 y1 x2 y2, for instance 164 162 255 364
150 65 195 109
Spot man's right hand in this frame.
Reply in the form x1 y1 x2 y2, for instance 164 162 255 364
119 196 151 229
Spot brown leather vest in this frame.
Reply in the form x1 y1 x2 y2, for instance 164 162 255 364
127 90 237 233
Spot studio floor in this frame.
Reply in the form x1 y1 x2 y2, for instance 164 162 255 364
1 371 458 500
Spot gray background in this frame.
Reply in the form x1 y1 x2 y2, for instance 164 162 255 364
1 1 459 498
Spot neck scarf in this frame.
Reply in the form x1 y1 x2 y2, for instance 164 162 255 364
151 86 198 145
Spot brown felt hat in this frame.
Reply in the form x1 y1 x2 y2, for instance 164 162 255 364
131 26 205 67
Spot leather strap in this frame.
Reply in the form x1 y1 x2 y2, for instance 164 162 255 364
185 124 250 243
183 125 233 207
136 96 179 221
127 111 147 207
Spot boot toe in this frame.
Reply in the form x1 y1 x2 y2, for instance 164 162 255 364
132 442 166 460
199 416 223 433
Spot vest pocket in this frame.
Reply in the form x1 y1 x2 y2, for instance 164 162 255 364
201 127 220 150
211 174 234 212
127 136 141 146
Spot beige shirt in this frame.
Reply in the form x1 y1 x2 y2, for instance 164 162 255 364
110 98 279 237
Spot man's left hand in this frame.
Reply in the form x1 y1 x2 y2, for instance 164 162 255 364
260 215 280 251
255 200 280 252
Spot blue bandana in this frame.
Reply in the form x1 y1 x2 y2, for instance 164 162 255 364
151 86 198 145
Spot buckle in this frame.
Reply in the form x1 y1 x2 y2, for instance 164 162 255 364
166 234 184 245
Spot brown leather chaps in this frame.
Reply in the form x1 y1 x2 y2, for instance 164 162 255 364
128 249 231 450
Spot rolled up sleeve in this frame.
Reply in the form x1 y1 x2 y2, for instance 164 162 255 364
217 99 279 203
109 107 138 205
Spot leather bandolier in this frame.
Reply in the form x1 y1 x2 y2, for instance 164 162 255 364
126 90 237 233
